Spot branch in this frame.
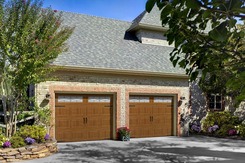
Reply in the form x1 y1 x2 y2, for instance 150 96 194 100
199 3 245 19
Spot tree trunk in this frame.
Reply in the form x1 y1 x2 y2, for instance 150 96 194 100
1 96 8 136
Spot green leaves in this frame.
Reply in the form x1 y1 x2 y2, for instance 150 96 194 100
202 10 211 19
0 0 74 114
146 0 245 105
209 21 229 42
190 71 199 81
186 0 201 10
160 4 172 20
146 0 157 12
229 0 243 10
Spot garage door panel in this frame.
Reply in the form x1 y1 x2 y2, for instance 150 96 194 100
165 116 172 122
153 128 164 137
102 108 111 115
56 107 69 116
131 128 142 138
55 94 113 142
153 114 164 123
56 120 70 129
70 118 85 127
130 95 174 138
93 107 102 114
164 108 172 114
129 116 139 125
70 107 82 115
87 130 110 140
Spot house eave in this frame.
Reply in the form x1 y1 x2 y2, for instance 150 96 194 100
127 23 168 33
52 65 189 79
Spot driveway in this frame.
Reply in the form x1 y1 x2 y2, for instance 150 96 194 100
22 136 245 163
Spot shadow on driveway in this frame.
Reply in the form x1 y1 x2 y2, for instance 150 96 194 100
22 136 245 163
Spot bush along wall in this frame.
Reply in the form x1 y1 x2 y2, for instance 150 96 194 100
0 125 57 162
190 111 245 139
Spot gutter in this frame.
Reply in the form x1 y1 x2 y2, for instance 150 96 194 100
127 23 169 33
52 65 189 79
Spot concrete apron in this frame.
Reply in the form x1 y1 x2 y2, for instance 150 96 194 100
22 136 245 163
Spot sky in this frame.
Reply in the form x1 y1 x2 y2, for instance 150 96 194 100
43 0 148 22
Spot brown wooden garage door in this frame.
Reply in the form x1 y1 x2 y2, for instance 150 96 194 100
55 94 113 142
129 95 173 138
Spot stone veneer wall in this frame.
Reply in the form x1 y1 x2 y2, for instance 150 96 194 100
189 81 207 124
36 71 190 138
190 80 245 124
135 29 174 47
0 141 57 162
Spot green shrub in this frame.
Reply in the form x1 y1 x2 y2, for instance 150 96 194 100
237 124 245 137
215 124 235 137
202 111 241 132
16 125 46 143
10 136 25 148
17 112 33 121
0 134 7 146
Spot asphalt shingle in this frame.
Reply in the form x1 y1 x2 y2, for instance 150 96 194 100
52 10 185 75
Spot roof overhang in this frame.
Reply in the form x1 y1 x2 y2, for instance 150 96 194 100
52 65 189 79
127 23 169 33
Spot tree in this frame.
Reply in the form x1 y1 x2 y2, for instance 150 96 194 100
146 0 245 105
0 0 74 137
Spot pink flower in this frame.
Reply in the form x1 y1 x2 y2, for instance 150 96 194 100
228 129 237 136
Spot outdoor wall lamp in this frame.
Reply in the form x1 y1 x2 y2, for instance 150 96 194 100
180 96 186 100
45 93 51 100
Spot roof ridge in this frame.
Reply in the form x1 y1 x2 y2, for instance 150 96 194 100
131 10 146 25
58 9 132 24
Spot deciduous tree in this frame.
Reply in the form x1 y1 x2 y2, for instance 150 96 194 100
0 0 74 137
146 0 245 105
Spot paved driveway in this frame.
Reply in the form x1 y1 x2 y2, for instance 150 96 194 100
22 136 245 163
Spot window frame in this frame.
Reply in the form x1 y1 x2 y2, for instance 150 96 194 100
207 94 224 111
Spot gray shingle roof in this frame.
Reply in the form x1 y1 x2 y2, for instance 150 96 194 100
131 6 162 27
52 11 185 75
128 5 169 32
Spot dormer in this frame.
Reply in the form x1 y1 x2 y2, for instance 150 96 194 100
127 6 173 47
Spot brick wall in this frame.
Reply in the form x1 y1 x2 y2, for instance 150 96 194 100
36 70 190 138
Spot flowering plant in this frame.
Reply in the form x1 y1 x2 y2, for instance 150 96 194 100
228 129 237 136
0 135 7 146
117 127 130 140
190 124 201 133
44 134 50 141
25 137 36 145
3 141 11 148
208 125 219 133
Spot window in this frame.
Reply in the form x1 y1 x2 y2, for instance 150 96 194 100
154 97 172 103
129 96 150 103
88 96 110 103
58 95 83 102
208 94 223 110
